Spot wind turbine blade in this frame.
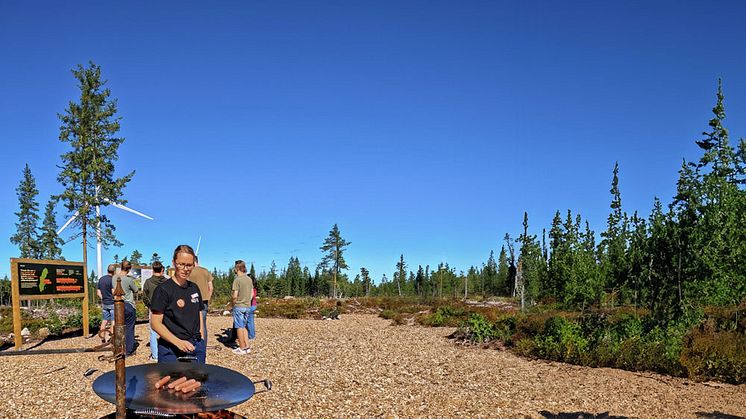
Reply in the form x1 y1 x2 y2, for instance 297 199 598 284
196 236 202 256
109 202 154 220
56 211 79 235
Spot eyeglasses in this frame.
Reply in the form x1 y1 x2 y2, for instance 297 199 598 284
175 262 195 270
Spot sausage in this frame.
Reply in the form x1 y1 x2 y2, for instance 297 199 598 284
174 378 195 391
180 380 202 393
167 376 188 389
154 375 171 389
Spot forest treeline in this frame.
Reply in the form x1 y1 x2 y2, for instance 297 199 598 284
204 81 745 326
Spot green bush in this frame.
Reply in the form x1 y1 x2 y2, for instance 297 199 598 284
533 316 588 364
466 313 494 343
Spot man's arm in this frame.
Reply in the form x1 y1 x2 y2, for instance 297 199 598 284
207 280 214 302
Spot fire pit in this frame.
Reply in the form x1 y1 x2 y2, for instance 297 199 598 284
92 362 270 417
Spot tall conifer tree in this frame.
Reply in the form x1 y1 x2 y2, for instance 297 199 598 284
38 198 64 260
11 164 41 258
319 224 351 298
56 62 133 277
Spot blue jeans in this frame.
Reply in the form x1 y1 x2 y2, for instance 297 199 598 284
157 337 206 363
149 312 158 360
124 303 136 355
102 304 114 322
248 305 256 339
233 307 251 328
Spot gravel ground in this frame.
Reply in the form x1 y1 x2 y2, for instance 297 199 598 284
0 314 743 418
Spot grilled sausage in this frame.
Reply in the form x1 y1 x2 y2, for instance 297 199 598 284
174 378 195 391
180 380 202 393
167 376 188 389
154 375 171 389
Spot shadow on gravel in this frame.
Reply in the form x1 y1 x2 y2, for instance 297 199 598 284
696 412 746 419
539 411 629 419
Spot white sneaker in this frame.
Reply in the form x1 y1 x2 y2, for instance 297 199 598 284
232 348 248 355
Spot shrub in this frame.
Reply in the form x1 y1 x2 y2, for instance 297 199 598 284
380 309 396 320
466 313 494 344
681 329 746 383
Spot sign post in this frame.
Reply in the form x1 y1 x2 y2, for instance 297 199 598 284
10 258 89 350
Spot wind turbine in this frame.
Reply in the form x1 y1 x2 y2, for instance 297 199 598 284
57 191 153 279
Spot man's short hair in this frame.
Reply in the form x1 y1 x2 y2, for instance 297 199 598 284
121 260 132 272
234 260 247 273
152 261 164 273
107 264 117 274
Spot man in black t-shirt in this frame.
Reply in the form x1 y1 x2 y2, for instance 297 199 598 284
96 264 117 342
151 245 206 363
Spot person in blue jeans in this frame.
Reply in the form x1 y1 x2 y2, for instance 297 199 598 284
113 260 140 356
247 275 258 340
96 264 117 342
231 260 253 355
151 245 206 363
143 261 168 361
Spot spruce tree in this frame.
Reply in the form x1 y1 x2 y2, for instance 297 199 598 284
599 162 629 306
496 247 509 296
11 164 41 258
360 267 372 296
395 254 407 297
690 81 744 306
38 198 64 260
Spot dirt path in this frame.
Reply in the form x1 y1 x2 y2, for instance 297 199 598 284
0 314 743 418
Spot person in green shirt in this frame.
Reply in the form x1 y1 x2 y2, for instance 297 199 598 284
231 260 254 355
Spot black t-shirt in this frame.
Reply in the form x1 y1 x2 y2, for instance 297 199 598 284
98 275 114 305
151 279 204 341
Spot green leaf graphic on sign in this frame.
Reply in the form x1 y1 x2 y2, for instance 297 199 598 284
39 268 48 292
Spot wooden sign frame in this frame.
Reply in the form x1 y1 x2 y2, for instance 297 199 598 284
10 258 89 349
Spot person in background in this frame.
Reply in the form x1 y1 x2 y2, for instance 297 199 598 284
142 261 168 361
247 273 258 340
188 256 213 343
151 245 206 363
231 260 253 355
96 263 117 342
113 260 139 356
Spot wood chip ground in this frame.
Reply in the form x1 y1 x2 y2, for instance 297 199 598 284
0 314 743 418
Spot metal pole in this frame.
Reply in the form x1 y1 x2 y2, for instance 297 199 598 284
113 277 126 418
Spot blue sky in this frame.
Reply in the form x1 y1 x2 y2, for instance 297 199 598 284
1 1 745 282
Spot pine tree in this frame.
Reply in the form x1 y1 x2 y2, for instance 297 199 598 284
56 62 134 277
11 164 41 258
38 198 63 260
318 224 351 298
130 250 143 265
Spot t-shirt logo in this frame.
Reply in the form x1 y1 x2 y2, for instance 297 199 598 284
176 298 185 308
191 293 199 304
